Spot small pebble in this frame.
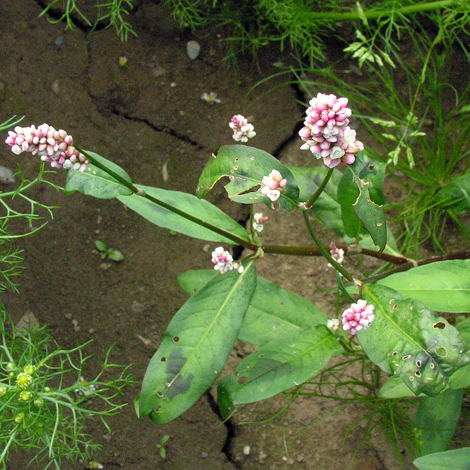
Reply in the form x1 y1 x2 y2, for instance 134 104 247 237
186 40 201 60
51 78 60 94
243 445 250 455
0 166 15 184
200 452 208 459
54 35 65 51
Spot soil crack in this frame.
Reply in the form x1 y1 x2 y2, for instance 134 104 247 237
111 110 206 150
205 391 243 469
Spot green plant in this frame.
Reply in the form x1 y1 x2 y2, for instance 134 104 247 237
94 240 124 261
4 92 470 467
0 119 133 468
39 0 137 42
0 306 132 469
167 0 470 66
156 434 170 459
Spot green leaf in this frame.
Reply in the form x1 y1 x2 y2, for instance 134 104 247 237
138 263 257 423
435 173 470 214
378 260 470 313
379 357 470 398
414 447 470 470
196 145 299 211
108 249 124 261
287 165 350 241
217 326 342 418
338 156 387 251
65 151 134 199
178 270 329 346
415 389 464 456
117 185 251 244
95 240 107 252
360 284 469 396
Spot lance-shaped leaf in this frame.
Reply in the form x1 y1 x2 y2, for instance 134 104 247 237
137 263 257 424
217 326 342 418
196 145 299 211
178 269 329 346
414 447 470 470
360 284 469 396
117 185 251 244
65 151 134 199
338 156 387 251
414 389 464 457
378 260 470 313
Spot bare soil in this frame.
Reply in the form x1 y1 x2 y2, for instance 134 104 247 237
1 2 469 470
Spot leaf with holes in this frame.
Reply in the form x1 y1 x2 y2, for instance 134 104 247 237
196 145 299 211
359 284 469 396
137 262 257 423
65 151 134 199
217 326 342 419
178 269 329 346
338 156 387 251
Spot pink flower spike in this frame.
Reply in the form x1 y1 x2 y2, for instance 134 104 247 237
260 169 287 202
342 300 375 336
229 114 256 142
4 123 89 172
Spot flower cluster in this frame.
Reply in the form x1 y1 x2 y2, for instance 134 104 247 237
327 318 340 332
211 247 234 274
211 247 243 274
5 124 89 171
229 115 256 142
261 170 287 202
253 212 269 232
299 93 364 168
327 243 345 268
342 300 375 335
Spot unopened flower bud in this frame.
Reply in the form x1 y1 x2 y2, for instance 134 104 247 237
34 397 44 407
6 362 15 371
0 385 7 396
24 365 35 376
19 390 32 401
261 170 287 202
16 372 33 389
14 412 25 424
342 300 375 335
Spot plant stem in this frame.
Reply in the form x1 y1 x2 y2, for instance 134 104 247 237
301 211 354 282
304 0 459 21
77 148 259 250
304 167 334 209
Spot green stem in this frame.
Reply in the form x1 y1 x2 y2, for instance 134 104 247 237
304 167 334 209
301 211 354 282
304 0 458 21
77 148 259 250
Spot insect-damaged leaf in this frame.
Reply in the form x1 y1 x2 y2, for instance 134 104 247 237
137 263 257 424
196 145 299 211
360 284 469 396
338 156 387 252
